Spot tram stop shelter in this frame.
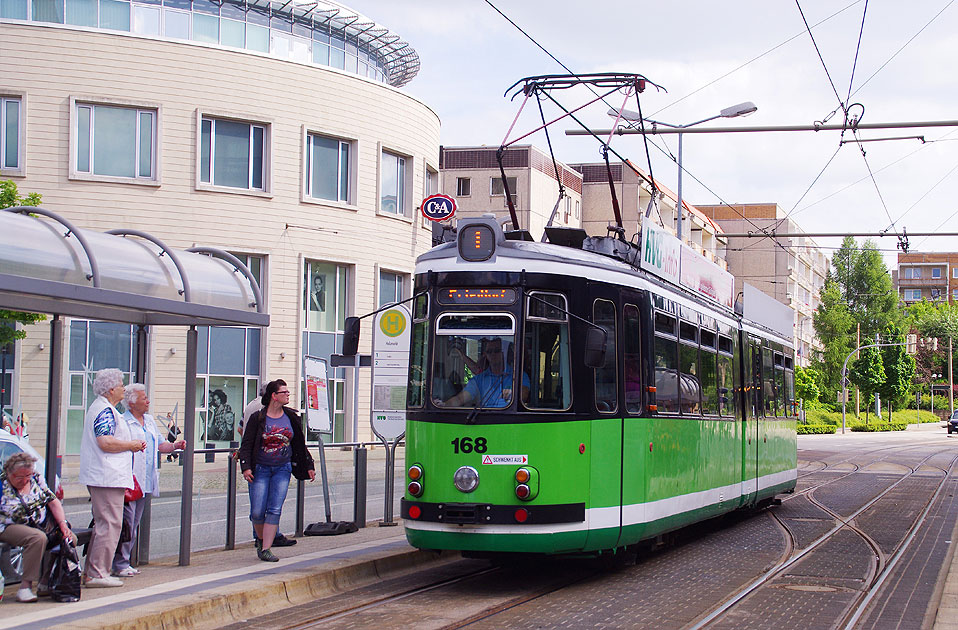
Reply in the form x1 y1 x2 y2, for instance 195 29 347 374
0 206 269 565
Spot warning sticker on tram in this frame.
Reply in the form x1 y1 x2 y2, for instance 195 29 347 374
481 454 528 465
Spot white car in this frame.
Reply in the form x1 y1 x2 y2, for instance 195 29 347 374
0 425 64 584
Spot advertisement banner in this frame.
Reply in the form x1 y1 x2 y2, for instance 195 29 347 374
680 243 735 309
640 223 681 286
304 356 332 433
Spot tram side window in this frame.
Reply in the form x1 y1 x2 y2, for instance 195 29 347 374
593 299 617 413
679 323 700 416
700 329 717 415
718 334 734 417
523 292 572 410
762 347 776 416
406 294 429 408
654 335 678 413
624 304 641 414
774 354 786 418
784 368 795 417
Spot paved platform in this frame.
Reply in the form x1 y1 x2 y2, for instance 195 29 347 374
0 521 455 630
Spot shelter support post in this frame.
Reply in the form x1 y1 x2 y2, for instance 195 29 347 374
44 315 63 492
226 454 236 550
179 326 198 566
133 324 150 565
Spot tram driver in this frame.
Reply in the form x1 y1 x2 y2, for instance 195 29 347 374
436 337 530 409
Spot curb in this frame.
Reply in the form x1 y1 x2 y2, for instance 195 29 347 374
64 546 458 630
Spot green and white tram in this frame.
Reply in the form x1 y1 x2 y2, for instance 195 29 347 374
400 215 797 556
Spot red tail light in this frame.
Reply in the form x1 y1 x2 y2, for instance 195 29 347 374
407 481 423 497
515 484 530 500
408 505 421 519
514 508 529 523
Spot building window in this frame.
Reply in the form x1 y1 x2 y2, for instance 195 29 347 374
490 176 517 196
194 253 264 444
425 167 438 197
200 116 266 190
456 177 470 197
379 270 404 307
1 97 21 171
953 289 958 301
902 267 921 280
304 260 349 441
932 267 942 279
66 321 139 454
903 289 922 301
380 150 406 215
306 133 349 202
75 103 155 179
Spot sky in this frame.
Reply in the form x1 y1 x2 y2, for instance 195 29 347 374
359 0 957 269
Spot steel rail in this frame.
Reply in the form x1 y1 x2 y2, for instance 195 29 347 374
686 451 941 629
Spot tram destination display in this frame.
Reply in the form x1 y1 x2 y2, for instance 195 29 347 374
437 288 517 305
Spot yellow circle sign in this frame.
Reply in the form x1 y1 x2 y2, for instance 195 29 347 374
379 309 406 337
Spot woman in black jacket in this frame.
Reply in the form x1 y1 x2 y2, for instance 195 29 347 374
238 379 315 561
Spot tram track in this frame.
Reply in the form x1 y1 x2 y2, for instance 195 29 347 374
684 450 957 630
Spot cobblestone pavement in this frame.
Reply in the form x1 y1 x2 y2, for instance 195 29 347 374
230 427 958 630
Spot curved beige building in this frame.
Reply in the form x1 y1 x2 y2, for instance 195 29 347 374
1 1 440 451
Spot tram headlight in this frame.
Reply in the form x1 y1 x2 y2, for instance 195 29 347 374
453 466 480 493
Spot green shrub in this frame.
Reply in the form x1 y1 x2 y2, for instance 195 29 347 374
797 424 837 434
850 421 907 432
803 410 844 426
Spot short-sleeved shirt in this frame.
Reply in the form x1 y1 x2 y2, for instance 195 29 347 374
257 412 293 466
0 471 56 534
462 367 531 409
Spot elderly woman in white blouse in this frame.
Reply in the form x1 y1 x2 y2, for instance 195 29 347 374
111 384 185 576
79 368 146 588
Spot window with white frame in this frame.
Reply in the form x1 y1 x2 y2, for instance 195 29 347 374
903 289 922 301
932 267 942 278
953 268 958 279
379 270 404 307
456 177 470 197
1 97 21 171
303 260 349 441
953 288 958 301
425 167 438 197
200 116 267 190
490 176 517 196
380 150 406 215
306 133 350 203
75 102 155 179
902 267 921 280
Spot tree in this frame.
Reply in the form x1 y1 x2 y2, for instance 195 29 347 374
794 366 822 410
878 323 916 408
0 180 46 345
830 237 899 339
849 345 885 420
812 272 855 400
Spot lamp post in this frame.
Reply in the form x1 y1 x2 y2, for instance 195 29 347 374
931 372 942 418
610 101 757 243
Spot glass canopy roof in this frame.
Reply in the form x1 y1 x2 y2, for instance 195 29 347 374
0 208 268 327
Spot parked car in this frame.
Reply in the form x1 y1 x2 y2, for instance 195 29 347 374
0 426 64 584
948 410 958 434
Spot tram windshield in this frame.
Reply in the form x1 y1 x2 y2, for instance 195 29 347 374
432 313 528 409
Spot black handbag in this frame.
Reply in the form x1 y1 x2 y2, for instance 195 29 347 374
47 531 82 603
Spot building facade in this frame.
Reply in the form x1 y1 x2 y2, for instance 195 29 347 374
893 252 958 304
696 203 829 366
439 145 582 238
1 1 439 453
569 161 727 268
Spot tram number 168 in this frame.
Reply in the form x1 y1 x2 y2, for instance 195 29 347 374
451 437 487 454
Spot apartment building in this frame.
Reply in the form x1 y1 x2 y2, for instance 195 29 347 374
438 145 583 239
894 252 958 303
696 203 829 366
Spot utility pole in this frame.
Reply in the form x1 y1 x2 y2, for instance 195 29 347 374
855 323 860 418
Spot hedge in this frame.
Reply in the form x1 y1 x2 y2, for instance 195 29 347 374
850 421 907 432
797 424 837 434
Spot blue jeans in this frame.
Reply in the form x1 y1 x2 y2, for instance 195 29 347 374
248 462 292 526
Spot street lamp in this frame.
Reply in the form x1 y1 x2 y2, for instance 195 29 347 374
609 101 757 243
931 372 942 417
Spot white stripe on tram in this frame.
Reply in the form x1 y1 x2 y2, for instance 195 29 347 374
406 469 796 536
